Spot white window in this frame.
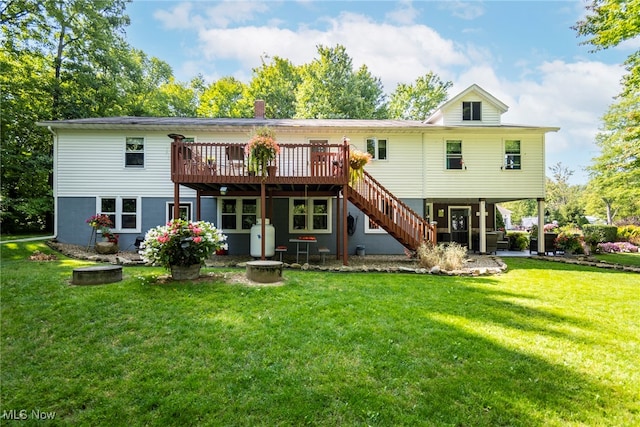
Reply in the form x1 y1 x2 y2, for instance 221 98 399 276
446 140 463 170
289 198 331 233
167 202 192 222
364 215 387 234
125 137 144 167
504 140 521 170
424 202 433 224
462 101 481 121
97 196 141 232
218 198 259 233
366 137 388 160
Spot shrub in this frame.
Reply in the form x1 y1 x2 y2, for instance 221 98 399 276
506 231 529 251
555 226 584 254
597 241 639 253
583 224 618 245
417 242 467 271
617 225 640 245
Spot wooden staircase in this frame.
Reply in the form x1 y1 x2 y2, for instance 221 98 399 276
345 169 436 251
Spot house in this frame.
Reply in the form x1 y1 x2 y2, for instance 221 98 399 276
37 84 559 263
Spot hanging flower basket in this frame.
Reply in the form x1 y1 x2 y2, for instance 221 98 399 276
349 149 372 184
245 127 279 176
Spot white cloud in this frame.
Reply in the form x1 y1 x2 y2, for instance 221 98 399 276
385 0 420 25
439 1 485 20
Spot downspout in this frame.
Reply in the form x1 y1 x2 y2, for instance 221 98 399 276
47 126 59 240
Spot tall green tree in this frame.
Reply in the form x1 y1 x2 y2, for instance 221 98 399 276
388 72 452 120
197 76 252 118
575 0 640 223
248 55 301 119
295 45 386 119
574 0 640 97
585 94 640 223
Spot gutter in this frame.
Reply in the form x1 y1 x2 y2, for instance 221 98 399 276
47 126 58 241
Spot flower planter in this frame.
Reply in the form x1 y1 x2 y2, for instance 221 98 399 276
266 165 277 176
95 241 118 254
170 264 201 280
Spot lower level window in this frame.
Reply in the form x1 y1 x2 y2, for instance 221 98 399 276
97 196 140 232
219 198 258 232
290 198 331 233
167 202 192 222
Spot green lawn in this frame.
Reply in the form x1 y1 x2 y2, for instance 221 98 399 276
594 251 640 267
1 241 639 426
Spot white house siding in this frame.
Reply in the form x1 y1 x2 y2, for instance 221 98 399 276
441 94 503 126
56 130 196 197
424 130 546 200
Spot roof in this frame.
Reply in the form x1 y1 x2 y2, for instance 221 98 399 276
36 116 558 133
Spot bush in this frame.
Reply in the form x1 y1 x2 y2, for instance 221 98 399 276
617 225 640 245
582 224 618 244
506 231 529 251
417 242 467 271
555 226 585 254
597 241 639 253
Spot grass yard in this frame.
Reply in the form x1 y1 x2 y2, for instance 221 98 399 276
1 241 639 426
594 251 640 267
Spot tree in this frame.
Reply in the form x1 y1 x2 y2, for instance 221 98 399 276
545 162 586 225
248 55 301 119
388 72 452 120
585 94 640 223
295 45 386 119
575 0 640 223
197 76 252 118
573 0 640 96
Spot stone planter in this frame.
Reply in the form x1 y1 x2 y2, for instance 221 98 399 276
170 264 201 280
95 241 118 254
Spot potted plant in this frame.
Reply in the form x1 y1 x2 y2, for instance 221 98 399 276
245 127 279 176
139 219 228 280
86 214 119 254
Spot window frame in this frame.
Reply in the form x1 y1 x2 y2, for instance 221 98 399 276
364 215 387 234
217 198 260 234
125 137 145 168
445 140 464 170
366 137 388 161
289 197 332 234
95 196 141 233
504 139 522 170
166 202 193 222
462 101 481 121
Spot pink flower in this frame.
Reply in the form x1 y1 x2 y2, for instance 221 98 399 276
157 234 169 244
193 236 202 244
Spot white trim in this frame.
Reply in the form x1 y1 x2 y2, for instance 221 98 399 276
366 136 389 161
289 197 332 234
364 215 387 234
95 196 142 233
217 197 261 234
166 202 193 222
125 136 145 168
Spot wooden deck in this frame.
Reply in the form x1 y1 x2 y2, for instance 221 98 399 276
171 141 350 195
170 138 436 252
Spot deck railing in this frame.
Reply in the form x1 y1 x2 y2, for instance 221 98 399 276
171 141 350 184
346 170 436 250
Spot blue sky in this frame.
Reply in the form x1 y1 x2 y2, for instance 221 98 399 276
125 0 636 184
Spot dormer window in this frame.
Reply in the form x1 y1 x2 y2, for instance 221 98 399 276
462 101 481 121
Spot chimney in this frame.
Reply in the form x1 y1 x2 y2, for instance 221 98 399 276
254 100 265 119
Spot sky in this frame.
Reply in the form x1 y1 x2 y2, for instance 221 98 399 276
125 0 636 185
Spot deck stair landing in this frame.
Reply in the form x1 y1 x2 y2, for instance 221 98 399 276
346 170 435 251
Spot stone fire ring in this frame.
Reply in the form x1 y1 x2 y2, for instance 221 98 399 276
246 260 283 283
72 265 123 285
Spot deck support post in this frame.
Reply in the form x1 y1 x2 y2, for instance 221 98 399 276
261 181 266 260
479 198 486 254
342 184 349 266
196 190 202 221
336 189 341 260
537 198 546 255
173 183 180 221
